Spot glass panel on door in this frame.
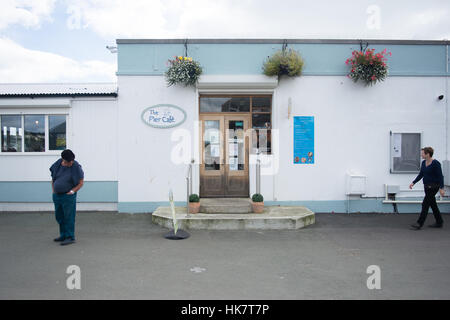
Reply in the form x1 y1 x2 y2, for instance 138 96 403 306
204 120 220 170
227 120 245 171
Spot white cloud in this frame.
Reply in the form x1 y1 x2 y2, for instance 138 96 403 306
64 0 168 37
63 0 450 40
0 0 57 30
0 37 116 82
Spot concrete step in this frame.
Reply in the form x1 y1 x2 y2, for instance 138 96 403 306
152 206 315 230
199 198 252 214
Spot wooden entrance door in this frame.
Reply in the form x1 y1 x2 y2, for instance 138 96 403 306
200 114 249 198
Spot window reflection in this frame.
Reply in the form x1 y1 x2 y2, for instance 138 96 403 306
200 97 250 112
24 115 45 152
252 97 271 112
252 114 271 129
204 120 220 170
49 115 66 150
1 115 22 152
252 129 271 154
228 120 244 170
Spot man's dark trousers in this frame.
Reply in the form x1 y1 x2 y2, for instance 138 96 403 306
417 185 444 226
53 193 77 239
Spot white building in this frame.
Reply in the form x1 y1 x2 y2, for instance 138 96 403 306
1 39 449 213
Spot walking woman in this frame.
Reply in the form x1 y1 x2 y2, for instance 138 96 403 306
409 147 445 230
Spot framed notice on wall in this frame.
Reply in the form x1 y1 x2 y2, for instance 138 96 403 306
293 116 314 164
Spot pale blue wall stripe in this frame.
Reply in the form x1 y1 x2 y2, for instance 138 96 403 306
118 201 186 213
117 200 450 214
0 181 118 202
117 43 449 76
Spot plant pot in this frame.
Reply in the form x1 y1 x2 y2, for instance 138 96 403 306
251 201 264 213
189 202 200 214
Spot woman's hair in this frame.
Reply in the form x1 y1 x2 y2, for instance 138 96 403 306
61 149 75 162
421 147 434 157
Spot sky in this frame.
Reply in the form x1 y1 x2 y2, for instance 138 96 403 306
0 0 449 83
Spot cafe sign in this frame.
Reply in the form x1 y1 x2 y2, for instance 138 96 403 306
141 104 186 128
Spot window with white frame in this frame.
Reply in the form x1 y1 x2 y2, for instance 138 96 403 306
1 114 67 153
390 131 422 173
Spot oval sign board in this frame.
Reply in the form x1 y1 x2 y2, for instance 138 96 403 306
141 104 186 129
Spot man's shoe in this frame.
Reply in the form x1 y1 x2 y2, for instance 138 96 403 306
60 238 76 246
53 236 65 242
410 223 422 230
428 223 443 228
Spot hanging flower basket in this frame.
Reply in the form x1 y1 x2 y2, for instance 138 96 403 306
165 56 202 87
263 49 304 78
346 48 391 86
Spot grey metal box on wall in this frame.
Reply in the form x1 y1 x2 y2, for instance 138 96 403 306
443 160 450 186
387 185 400 194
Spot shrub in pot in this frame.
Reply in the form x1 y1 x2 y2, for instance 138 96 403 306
188 194 200 214
251 193 264 213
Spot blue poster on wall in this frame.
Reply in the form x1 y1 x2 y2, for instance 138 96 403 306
293 116 314 164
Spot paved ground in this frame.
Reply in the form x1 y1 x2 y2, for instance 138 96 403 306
0 211 449 300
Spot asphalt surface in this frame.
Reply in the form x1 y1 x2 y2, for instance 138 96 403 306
0 211 449 300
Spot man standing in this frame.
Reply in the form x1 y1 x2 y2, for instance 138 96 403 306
409 147 445 230
50 149 84 245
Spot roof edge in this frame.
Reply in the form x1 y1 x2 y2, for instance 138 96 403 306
0 82 117 85
0 93 118 98
116 38 450 45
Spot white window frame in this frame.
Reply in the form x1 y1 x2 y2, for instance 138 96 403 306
0 110 70 156
389 130 423 174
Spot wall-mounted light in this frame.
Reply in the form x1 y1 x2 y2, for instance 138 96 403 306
106 45 117 53
288 97 292 119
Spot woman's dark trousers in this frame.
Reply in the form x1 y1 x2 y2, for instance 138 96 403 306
417 185 444 226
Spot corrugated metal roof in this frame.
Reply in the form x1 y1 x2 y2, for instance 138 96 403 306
0 83 117 97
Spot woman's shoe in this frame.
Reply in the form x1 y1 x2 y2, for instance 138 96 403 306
53 236 65 242
428 223 443 228
410 223 422 230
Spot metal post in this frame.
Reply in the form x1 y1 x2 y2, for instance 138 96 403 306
186 176 190 216
189 160 193 195
186 160 194 217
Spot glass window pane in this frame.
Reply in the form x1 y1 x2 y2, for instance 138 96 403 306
204 120 220 170
229 97 249 112
200 97 249 112
252 97 271 112
252 113 271 129
251 129 271 154
393 133 421 172
1 115 22 152
227 120 245 170
49 115 66 150
200 97 229 112
24 115 45 152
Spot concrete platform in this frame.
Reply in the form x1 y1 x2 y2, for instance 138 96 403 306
200 198 252 213
152 205 315 230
